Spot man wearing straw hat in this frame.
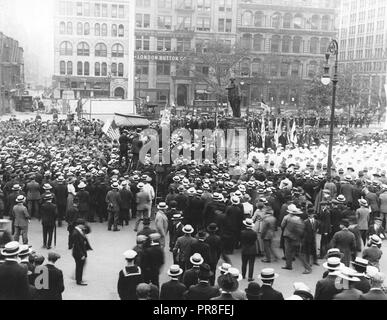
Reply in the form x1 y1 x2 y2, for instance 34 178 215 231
360 272 387 300
106 182 121 232
13 195 30 245
356 198 371 246
314 257 344 300
333 267 362 300
257 268 284 300
160 264 186 300
173 224 197 271
117 249 144 300
155 202 169 249
0 241 30 299
240 218 257 281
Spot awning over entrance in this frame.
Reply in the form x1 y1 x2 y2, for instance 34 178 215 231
114 113 150 128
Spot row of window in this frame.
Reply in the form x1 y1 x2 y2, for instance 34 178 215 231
341 35 384 50
59 61 124 77
59 22 125 37
59 1 125 19
341 20 385 37
343 6 386 23
59 42 124 57
241 34 330 55
136 0 224 11
340 48 386 60
241 11 332 30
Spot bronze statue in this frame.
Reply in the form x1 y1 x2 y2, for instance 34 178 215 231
226 78 242 118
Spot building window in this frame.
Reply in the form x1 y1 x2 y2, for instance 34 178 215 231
157 37 171 51
112 44 124 57
283 13 292 28
95 23 100 36
118 5 125 18
177 16 192 30
280 62 289 77
271 35 280 52
242 11 253 26
321 15 330 30
77 22 83 35
136 36 150 51
218 19 231 32
77 62 83 75
136 0 151 7
95 43 107 57
310 37 319 54
271 12 281 28
157 62 171 75
177 38 191 52
241 34 252 50
112 24 117 37
294 13 303 29
197 0 211 12
102 63 107 76
76 2 82 16
95 62 101 76
291 61 301 77
111 5 117 18
311 15 320 30
118 25 124 37
251 58 262 76
254 11 264 27
219 0 232 12
94 3 100 16
59 1 66 15
118 63 124 77
101 24 107 36
67 61 73 75
282 36 291 53
136 61 149 76
111 63 117 76
84 62 90 76
197 18 211 32
253 34 262 51
136 14 151 28
84 23 90 35
320 38 329 54
102 4 108 17
60 61 66 75
158 0 172 8
270 63 278 77
60 41 73 56
293 37 301 53
60 22 66 34
84 2 90 16
77 42 90 56
158 16 172 30
308 61 318 78
67 22 73 35
240 59 250 76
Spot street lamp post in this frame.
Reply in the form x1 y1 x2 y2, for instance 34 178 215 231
321 39 339 177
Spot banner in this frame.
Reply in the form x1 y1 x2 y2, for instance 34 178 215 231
102 119 120 141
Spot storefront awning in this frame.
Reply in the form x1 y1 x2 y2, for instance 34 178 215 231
114 113 150 128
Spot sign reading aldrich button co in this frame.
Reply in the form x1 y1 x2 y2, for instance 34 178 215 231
135 51 185 62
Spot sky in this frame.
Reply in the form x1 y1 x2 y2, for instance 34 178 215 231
0 0 54 86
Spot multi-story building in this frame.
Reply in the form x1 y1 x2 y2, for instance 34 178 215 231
236 0 338 113
338 0 387 113
53 0 135 100
0 32 25 113
134 0 238 108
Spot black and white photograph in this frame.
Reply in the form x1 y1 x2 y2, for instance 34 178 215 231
0 0 386 302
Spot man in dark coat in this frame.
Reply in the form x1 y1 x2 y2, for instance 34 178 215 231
240 219 257 281
182 253 203 289
189 231 210 265
66 199 80 250
331 219 357 267
69 220 92 286
160 264 187 300
26 176 41 219
314 257 343 300
36 252 65 300
184 264 219 300
186 192 205 231
40 193 57 249
142 233 164 288
224 196 244 253
0 241 31 300
170 213 184 253
117 250 143 300
76 182 90 220
95 178 108 222
257 268 284 300
119 130 130 168
302 209 319 271
119 181 133 226
205 223 222 285
54 176 68 227
351 257 371 294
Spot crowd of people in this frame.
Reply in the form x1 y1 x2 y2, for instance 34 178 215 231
0 113 386 300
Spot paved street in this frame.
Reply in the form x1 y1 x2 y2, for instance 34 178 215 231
23 218 387 300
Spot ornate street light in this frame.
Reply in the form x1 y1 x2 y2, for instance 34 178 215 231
321 39 339 177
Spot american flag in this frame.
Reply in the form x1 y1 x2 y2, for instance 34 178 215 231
103 119 120 141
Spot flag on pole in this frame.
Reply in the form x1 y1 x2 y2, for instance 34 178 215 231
274 118 282 147
286 118 291 143
261 115 266 149
290 119 297 144
102 119 120 141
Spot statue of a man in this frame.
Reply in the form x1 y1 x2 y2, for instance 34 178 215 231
226 78 242 118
